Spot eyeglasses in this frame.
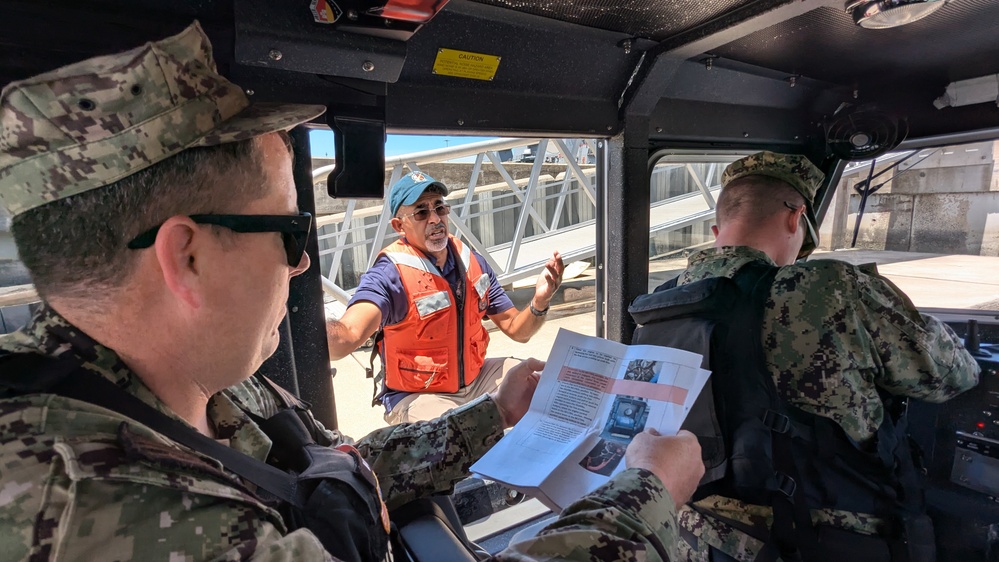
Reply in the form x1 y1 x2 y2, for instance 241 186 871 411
127 212 313 267
783 201 818 259
398 204 450 222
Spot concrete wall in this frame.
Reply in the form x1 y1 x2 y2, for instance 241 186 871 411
843 191 999 255
821 141 999 257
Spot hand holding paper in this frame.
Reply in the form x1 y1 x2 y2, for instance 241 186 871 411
491 358 544 428
627 429 704 508
471 328 711 512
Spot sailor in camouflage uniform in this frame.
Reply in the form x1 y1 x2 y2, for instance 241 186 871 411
0 22 705 561
670 151 981 561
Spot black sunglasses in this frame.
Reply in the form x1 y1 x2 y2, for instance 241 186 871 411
399 204 451 222
127 212 313 267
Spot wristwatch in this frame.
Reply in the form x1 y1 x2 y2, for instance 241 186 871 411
529 301 550 317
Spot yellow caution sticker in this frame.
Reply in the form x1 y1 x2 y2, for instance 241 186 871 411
432 48 501 81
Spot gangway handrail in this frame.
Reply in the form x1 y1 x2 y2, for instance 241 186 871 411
316 139 724 302
314 172 569 228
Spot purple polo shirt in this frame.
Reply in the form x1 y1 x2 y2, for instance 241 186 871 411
348 238 514 410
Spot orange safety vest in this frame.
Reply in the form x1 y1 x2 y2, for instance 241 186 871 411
378 236 492 394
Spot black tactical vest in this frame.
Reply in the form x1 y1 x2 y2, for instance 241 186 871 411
629 262 932 562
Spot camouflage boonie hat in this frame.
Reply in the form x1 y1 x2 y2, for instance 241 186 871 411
0 21 326 217
722 151 825 258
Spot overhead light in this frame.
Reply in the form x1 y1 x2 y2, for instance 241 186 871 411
845 0 948 29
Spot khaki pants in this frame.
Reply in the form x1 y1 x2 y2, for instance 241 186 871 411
384 356 521 424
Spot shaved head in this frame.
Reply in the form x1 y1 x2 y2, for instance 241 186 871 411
715 175 806 229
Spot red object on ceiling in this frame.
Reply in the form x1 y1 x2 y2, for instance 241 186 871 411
380 0 450 23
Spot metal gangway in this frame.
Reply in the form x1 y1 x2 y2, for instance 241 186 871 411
312 138 740 306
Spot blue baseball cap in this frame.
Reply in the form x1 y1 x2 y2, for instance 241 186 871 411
388 172 449 216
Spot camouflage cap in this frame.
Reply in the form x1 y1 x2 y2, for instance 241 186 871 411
722 151 825 257
0 21 326 217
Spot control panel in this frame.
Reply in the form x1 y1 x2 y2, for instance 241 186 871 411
906 317 999 560
952 431 999 496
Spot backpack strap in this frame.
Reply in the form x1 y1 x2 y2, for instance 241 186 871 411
729 264 821 562
367 329 385 406
0 352 303 506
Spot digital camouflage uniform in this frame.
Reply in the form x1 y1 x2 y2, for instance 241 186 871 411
671 152 981 561
0 21 683 562
0 306 680 561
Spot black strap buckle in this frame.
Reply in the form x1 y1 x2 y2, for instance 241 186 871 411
775 472 797 498
762 409 791 434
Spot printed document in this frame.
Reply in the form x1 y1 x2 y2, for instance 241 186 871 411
471 328 710 512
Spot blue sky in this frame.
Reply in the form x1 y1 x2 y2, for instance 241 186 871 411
309 130 495 158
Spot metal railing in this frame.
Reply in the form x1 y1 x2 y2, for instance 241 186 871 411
312 138 726 304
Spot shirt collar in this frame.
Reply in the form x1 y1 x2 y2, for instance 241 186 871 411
680 246 778 285
687 246 775 267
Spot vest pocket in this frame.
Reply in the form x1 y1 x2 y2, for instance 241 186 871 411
465 325 488 376
396 347 452 391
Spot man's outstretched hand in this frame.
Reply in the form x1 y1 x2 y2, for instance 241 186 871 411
532 252 564 311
